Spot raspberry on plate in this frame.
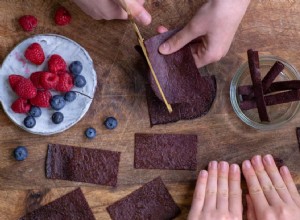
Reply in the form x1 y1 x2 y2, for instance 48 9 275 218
48 54 67 73
40 72 59 90
30 90 52 108
54 6 71 26
55 71 74 92
24 43 45 65
19 15 38 32
14 77 37 99
11 98 31 114
30 71 44 89
8 74 24 90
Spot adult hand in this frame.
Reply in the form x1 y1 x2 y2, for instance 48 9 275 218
188 161 242 220
242 155 300 220
158 0 250 68
72 0 151 25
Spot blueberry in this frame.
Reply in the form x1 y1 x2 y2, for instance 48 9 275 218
85 127 96 139
50 95 66 110
24 116 36 128
29 106 42 117
104 117 118 130
13 146 28 161
52 112 64 124
64 91 76 102
74 75 86 88
69 61 83 75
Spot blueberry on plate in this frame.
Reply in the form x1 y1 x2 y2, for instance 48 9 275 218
24 116 36 128
52 112 64 124
14 146 28 161
64 91 76 102
104 117 118 130
85 127 96 139
74 75 86 88
50 95 66 110
69 61 83 75
29 106 42 117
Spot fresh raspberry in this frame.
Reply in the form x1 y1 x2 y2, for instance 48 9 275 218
55 71 74 92
48 54 67 73
11 98 31 113
30 71 43 89
9 75 24 90
54 6 71 26
40 72 59 90
19 15 38 32
30 90 52 108
24 43 45 65
14 78 37 99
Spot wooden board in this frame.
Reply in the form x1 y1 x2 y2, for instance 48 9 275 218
1 0 300 219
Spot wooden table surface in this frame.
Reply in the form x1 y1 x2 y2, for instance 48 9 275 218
1 0 300 219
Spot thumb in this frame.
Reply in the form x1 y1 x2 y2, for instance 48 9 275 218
246 194 257 220
158 23 203 55
117 0 151 25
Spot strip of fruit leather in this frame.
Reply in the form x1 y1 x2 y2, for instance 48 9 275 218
247 49 269 121
19 188 95 220
144 29 212 104
134 133 197 170
107 177 180 220
46 144 121 187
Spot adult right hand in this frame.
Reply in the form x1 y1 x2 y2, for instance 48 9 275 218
242 155 300 220
73 0 151 25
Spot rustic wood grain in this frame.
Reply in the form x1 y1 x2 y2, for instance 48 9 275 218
1 0 300 219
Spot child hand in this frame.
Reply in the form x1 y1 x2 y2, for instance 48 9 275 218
158 0 250 68
242 155 300 220
188 161 242 220
73 0 151 25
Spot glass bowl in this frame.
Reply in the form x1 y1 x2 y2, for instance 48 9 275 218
230 56 300 130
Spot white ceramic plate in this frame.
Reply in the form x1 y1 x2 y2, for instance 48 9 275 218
0 34 97 135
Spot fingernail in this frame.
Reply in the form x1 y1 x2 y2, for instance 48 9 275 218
281 166 289 174
200 170 207 177
210 161 218 170
159 42 170 54
263 154 273 166
231 164 239 173
243 160 252 169
136 11 151 25
252 155 262 165
220 161 228 171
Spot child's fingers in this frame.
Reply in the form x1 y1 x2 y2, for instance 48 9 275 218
246 194 257 220
188 170 208 220
262 155 294 204
157 26 169 34
228 164 242 216
251 155 282 206
202 161 218 211
216 161 229 211
242 160 269 213
125 0 151 25
280 166 300 207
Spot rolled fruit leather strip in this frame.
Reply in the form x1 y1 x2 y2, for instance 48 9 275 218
247 49 269 121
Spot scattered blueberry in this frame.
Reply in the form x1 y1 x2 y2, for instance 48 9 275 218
74 75 86 88
50 95 66 110
13 146 28 161
64 91 76 102
52 112 64 124
69 61 83 75
24 116 36 128
104 117 118 130
29 106 42 117
85 127 97 139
